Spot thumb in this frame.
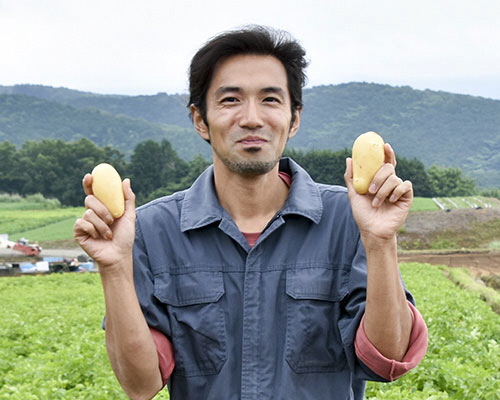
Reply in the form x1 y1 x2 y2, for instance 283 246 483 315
344 157 354 192
122 178 136 214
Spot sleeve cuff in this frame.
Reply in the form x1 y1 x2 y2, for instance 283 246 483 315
149 327 175 386
354 301 428 381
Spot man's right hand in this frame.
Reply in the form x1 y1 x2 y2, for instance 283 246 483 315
73 173 136 271
74 174 164 398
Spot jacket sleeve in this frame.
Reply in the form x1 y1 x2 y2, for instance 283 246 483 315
354 301 428 381
149 327 175 386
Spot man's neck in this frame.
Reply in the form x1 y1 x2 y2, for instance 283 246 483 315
213 163 289 233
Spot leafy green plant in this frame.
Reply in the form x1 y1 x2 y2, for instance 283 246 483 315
0 274 170 399
444 267 500 314
366 263 500 399
1 265 498 399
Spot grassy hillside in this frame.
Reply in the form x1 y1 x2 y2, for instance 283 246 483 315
0 94 208 160
298 83 500 187
1 83 499 187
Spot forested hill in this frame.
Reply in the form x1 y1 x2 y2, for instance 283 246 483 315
1 82 499 188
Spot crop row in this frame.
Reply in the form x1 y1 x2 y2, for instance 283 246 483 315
0 263 499 399
0 208 84 236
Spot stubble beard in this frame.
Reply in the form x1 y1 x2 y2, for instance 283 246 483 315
215 147 280 177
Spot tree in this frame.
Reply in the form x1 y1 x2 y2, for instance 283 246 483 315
0 141 28 194
427 165 477 197
285 148 350 186
396 157 432 197
17 138 126 206
129 139 188 204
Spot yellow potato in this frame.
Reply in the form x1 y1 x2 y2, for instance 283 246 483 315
352 131 385 194
91 163 125 218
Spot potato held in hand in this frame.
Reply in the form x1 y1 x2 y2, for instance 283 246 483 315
91 163 125 218
352 131 385 194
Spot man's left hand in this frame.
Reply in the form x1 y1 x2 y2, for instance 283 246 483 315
344 143 413 241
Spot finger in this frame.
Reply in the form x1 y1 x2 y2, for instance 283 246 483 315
123 178 136 214
389 180 413 203
344 158 355 193
84 195 114 226
74 217 101 241
82 208 113 240
372 175 410 207
368 163 396 195
384 143 397 167
83 173 93 196
370 173 402 208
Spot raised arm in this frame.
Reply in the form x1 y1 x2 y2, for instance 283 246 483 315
344 144 413 361
73 174 163 400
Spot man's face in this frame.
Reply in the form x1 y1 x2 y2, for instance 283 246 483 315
192 54 300 176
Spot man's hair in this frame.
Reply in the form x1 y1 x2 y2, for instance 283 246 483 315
188 25 308 126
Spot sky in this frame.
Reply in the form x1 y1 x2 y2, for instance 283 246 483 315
1 0 499 100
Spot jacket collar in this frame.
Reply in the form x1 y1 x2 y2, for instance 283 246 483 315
180 158 323 232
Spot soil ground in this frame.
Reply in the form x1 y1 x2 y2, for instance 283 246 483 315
397 208 500 276
398 249 500 275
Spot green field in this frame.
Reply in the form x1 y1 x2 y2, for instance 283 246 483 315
1 196 499 246
0 273 170 400
0 264 499 399
366 263 500 399
0 208 83 243
411 196 500 212
0 195 84 243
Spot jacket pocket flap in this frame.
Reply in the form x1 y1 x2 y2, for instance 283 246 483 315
154 271 224 306
286 266 348 302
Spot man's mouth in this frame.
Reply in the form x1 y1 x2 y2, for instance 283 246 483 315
238 136 268 146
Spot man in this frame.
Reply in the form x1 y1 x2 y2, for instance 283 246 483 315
74 25 427 400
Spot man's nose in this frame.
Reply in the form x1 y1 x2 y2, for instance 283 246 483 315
239 101 264 129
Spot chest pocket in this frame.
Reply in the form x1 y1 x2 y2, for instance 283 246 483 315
154 271 227 377
285 266 349 373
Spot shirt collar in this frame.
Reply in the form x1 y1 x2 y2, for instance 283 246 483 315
180 158 323 232
279 158 323 223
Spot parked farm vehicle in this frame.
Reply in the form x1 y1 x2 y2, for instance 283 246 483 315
0 255 95 276
0 236 42 256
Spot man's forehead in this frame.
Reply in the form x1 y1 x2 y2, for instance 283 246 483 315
208 54 289 94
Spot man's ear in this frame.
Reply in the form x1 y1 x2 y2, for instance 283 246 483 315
288 107 301 139
190 104 210 141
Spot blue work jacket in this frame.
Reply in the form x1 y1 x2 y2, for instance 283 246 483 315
133 158 414 399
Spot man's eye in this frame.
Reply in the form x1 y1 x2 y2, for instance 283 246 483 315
221 97 239 103
264 97 281 103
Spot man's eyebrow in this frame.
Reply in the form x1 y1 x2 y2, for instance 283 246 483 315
213 86 286 97
261 86 286 96
214 86 241 97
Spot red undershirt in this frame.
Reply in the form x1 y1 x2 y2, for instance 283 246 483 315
241 171 292 247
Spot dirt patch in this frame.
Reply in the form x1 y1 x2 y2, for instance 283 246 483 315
398 250 500 275
398 208 500 251
398 208 500 276
401 208 500 235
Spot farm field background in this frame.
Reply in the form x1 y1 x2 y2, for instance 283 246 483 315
1 195 499 398
0 264 498 399
2 196 499 247
0 273 170 400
